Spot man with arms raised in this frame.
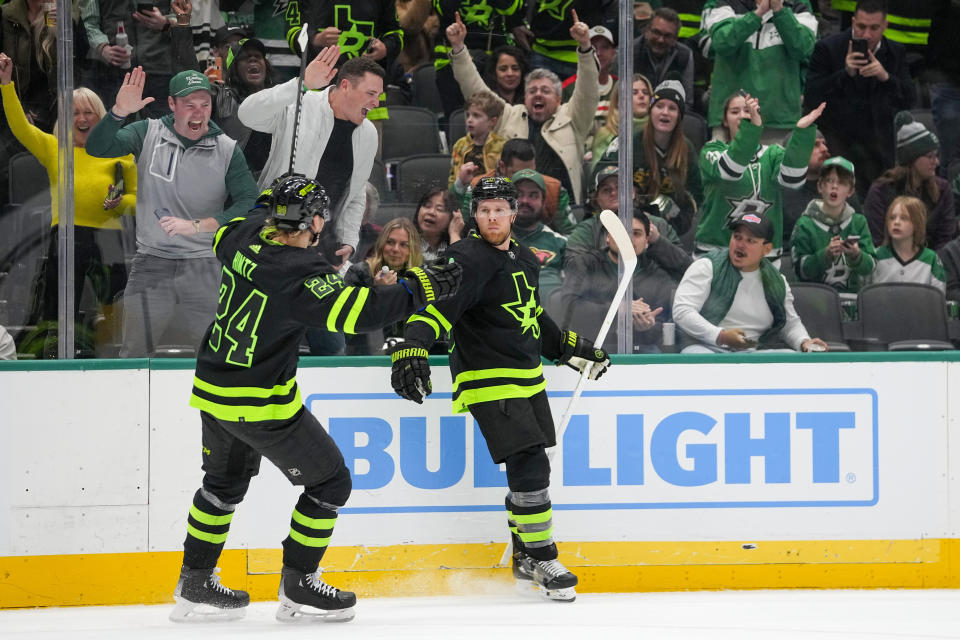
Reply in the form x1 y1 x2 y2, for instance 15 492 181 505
239 45 382 268
86 68 258 357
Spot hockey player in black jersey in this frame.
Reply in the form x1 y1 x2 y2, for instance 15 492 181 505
390 177 610 602
170 174 461 623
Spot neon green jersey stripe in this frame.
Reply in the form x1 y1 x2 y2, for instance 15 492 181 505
288 529 332 548
326 287 355 331
517 528 554 543
291 510 337 530
193 375 296 399
187 523 229 544
512 509 552 525
189 505 234 526
883 28 928 45
425 304 452 332
885 15 931 27
189 389 302 422
452 364 543 392
536 37 578 47
343 287 370 334
452 381 547 413
532 43 577 63
212 222 233 253
409 314 441 340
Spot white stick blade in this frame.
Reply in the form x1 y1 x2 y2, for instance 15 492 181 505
599 209 637 267
297 22 310 54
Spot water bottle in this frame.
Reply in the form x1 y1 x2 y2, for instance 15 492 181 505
115 23 132 69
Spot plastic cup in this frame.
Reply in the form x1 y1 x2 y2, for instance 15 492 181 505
662 322 675 346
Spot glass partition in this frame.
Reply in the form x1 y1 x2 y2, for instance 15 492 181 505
0 1 955 359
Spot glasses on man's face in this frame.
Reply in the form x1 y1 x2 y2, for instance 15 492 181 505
821 177 843 186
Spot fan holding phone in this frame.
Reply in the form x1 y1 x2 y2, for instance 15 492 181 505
790 156 877 295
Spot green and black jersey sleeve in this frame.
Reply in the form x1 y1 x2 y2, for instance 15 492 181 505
404 232 563 413
190 213 417 422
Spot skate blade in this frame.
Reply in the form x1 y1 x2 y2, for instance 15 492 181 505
169 598 247 623
538 585 577 603
515 580 576 603
276 601 355 623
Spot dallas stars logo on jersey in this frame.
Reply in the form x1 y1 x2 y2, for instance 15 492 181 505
335 5 376 58
538 0 573 21
501 271 540 338
460 0 494 26
726 195 772 221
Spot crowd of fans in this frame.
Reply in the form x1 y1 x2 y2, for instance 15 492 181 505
0 0 959 359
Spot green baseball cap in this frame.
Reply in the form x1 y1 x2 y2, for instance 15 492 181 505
510 168 546 194
821 156 855 177
169 70 212 98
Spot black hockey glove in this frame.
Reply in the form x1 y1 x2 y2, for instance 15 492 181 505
557 330 610 380
390 341 432 404
401 259 462 309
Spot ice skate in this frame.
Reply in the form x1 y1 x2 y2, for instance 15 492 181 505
169 567 249 622
515 553 578 602
276 566 356 623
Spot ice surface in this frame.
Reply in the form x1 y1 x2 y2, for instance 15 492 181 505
1 589 959 639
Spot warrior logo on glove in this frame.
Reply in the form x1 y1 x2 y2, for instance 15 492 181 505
558 330 610 381
389 343 432 404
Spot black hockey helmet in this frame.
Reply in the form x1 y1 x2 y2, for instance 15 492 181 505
256 173 331 231
470 176 517 216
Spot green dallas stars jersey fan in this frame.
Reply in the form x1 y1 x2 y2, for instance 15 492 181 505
190 212 422 422
695 120 816 258
403 231 566 414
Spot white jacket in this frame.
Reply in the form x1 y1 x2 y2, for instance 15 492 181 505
450 44 599 203
238 80 377 252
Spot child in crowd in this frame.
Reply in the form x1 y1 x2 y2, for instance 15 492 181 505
871 196 946 293
790 157 876 294
448 91 506 188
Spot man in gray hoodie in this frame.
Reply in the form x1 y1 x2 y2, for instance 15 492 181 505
87 68 258 357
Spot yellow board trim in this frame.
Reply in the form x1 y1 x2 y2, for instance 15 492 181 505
1 540 958 608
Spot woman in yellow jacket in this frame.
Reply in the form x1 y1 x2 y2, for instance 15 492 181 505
0 52 136 353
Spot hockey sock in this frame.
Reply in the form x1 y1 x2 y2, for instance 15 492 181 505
507 489 557 562
281 493 339 574
505 495 523 552
182 488 237 569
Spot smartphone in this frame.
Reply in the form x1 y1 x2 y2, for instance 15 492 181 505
851 38 868 56
136 3 156 13
844 235 861 246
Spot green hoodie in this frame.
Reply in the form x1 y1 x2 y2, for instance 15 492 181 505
790 199 876 293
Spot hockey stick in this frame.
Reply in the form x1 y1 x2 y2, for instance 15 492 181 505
495 209 636 568
552 209 637 449
287 22 311 176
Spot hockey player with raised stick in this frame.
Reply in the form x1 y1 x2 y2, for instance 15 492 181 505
170 175 462 623
389 176 611 602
